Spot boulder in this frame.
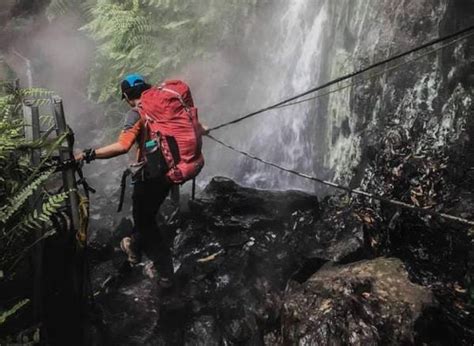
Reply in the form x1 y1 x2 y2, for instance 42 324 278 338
282 257 435 345
90 177 370 344
161 177 368 344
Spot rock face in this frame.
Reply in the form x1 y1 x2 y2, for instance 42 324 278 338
282 258 435 345
89 177 452 345
161 177 362 344
193 0 474 192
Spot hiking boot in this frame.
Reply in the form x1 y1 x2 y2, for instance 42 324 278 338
120 237 141 265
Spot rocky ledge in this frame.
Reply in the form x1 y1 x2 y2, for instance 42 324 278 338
281 258 434 345
86 176 472 345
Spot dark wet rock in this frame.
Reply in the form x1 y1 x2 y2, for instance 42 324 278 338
158 178 379 344
87 174 474 345
281 258 435 345
183 315 222 346
94 265 161 345
90 177 371 345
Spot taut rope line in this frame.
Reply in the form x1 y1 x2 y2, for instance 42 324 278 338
206 134 474 227
207 25 474 133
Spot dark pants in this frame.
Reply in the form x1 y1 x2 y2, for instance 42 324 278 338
131 176 173 279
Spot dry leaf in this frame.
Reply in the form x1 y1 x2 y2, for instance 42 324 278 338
197 250 224 263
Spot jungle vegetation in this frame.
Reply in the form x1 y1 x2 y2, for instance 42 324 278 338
0 0 267 336
47 0 267 127
0 83 70 335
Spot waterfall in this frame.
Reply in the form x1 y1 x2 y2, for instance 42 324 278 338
205 1 330 192
200 0 453 193
242 0 328 191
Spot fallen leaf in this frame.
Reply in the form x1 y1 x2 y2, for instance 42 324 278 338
197 250 224 263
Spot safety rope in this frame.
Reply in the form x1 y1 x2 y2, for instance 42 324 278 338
206 134 474 227
274 31 474 110
76 194 89 247
207 24 474 133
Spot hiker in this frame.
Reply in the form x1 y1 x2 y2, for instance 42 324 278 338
75 73 206 290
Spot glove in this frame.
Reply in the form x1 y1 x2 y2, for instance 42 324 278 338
83 148 96 163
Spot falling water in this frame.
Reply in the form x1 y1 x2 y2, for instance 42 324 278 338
242 1 328 191
204 1 330 192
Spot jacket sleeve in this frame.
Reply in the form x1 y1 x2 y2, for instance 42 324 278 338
118 110 143 151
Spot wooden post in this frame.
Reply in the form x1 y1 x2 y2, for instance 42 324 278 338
51 96 82 295
51 95 86 343
51 96 80 231
23 100 43 322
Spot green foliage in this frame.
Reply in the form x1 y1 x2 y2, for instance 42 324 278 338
0 169 54 224
46 0 94 21
0 299 30 325
46 0 75 20
24 191 70 228
0 86 69 271
45 0 266 132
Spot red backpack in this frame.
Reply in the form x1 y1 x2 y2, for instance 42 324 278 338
138 80 205 184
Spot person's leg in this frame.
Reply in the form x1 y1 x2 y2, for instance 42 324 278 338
120 178 148 264
144 178 174 280
131 177 173 280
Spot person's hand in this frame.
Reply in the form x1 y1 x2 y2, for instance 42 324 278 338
74 151 85 162
201 125 210 136
76 148 97 163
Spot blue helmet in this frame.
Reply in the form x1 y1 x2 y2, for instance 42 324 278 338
121 73 147 99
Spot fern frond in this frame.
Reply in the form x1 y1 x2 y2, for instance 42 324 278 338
0 168 55 224
46 0 86 21
19 88 54 98
0 299 30 325
20 191 71 231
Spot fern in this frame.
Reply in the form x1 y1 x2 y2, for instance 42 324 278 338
0 169 55 224
46 0 71 20
0 82 73 272
19 88 54 98
18 191 71 232
46 0 93 21
81 0 263 108
0 299 30 325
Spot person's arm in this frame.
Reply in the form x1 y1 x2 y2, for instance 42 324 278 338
95 142 128 159
75 111 142 163
74 142 128 162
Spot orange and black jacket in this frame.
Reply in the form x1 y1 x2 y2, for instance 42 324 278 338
118 109 145 161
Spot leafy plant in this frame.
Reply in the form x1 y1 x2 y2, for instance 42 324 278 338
0 85 69 272
0 299 30 325
46 0 267 132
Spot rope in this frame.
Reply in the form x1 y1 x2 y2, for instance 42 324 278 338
207 25 474 133
77 194 89 247
206 134 474 227
275 31 474 110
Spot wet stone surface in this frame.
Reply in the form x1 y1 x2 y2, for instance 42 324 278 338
159 177 369 344
281 258 435 345
87 177 464 345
